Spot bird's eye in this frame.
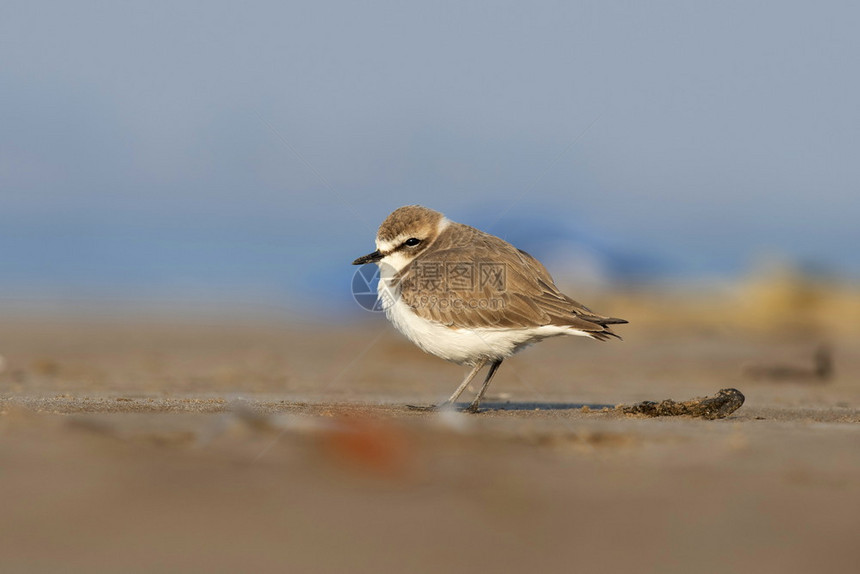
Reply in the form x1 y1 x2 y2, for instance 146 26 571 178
404 238 421 247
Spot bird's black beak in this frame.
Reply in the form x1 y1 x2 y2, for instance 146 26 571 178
352 250 383 265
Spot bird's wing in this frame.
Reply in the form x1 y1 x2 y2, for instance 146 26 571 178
396 229 626 339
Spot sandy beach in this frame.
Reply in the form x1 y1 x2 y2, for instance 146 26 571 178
6 2 860 571
1 312 859 573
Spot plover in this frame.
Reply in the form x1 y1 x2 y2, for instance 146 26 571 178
352 205 627 412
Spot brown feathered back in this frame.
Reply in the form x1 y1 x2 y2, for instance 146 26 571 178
395 222 626 339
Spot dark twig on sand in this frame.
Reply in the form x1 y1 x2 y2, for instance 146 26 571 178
618 388 745 420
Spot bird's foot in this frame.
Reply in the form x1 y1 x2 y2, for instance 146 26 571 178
464 403 481 414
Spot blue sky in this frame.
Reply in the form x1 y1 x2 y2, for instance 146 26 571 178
2 1 859 316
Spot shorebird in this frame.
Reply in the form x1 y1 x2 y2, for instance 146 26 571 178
353 205 627 412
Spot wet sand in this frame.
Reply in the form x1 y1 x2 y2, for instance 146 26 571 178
1 315 859 573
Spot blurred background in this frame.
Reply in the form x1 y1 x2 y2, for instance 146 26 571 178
3 6 860 572
2 0 859 329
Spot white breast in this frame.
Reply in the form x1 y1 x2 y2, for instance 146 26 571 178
378 277 588 365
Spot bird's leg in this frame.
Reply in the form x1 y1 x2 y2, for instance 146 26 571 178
406 358 487 411
443 358 488 406
465 359 503 413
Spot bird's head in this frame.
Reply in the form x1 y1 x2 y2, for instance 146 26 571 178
352 205 449 272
